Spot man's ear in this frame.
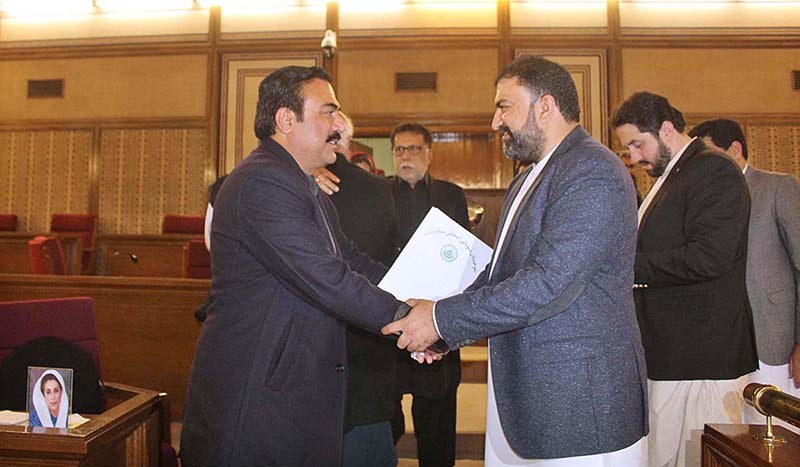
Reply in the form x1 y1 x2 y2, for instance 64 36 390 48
536 94 557 125
658 121 676 140
275 107 296 135
728 141 744 159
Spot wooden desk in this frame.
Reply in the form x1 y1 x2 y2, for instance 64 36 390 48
702 424 800 466
0 383 164 467
96 234 199 277
0 274 208 421
0 232 83 275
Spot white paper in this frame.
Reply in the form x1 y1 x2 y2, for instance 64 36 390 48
0 411 90 428
0 410 28 425
379 207 493 301
68 413 90 428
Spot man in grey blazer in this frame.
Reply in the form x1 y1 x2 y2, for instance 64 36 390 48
689 118 800 425
384 56 648 466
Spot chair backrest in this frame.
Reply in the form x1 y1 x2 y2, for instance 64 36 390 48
163 214 205 235
0 214 17 231
184 239 211 279
28 235 67 275
0 336 104 414
0 297 102 378
50 213 97 250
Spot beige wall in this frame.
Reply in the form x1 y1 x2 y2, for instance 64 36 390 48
337 48 498 116
621 48 800 114
0 54 208 120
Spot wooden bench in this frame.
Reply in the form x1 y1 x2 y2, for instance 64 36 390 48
0 232 83 275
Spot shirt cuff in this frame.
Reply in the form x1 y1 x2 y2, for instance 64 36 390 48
432 301 442 339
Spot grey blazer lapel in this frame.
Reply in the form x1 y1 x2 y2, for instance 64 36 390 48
491 128 585 277
488 168 530 279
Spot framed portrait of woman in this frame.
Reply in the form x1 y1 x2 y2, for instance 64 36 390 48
26 367 73 429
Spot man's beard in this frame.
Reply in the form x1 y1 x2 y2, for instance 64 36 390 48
644 138 673 177
498 112 546 165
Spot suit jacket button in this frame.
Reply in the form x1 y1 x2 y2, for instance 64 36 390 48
335 363 345 372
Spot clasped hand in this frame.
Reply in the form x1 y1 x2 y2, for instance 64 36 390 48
382 299 446 364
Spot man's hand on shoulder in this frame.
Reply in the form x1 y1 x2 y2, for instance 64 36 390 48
313 167 340 195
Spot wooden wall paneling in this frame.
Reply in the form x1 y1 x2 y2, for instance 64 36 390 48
336 48 498 116
747 124 800 178
429 133 497 189
219 53 322 174
620 48 800 115
98 127 208 235
0 55 208 121
207 6 222 184
607 0 623 145
0 129 93 233
497 0 512 67
514 48 609 145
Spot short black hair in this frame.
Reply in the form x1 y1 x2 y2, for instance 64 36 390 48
495 55 580 123
611 91 685 135
254 66 332 140
688 118 748 160
390 123 433 147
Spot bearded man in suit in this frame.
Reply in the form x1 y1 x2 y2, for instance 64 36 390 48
384 55 648 466
689 118 800 431
613 94 758 467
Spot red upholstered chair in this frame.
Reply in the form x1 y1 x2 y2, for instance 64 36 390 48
0 297 102 377
28 235 67 275
184 239 211 279
0 214 17 231
50 213 97 274
163 214 204 235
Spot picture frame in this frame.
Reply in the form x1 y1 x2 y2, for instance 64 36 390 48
26 366 73 429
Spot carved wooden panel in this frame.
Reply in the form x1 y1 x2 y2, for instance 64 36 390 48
0 129 93 232
747 125 800 178
98 128 207 235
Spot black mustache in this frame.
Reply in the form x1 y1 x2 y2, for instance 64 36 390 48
497 125 512 137
326 131 341 144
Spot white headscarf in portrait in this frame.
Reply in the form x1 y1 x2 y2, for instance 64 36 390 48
32 369 69 428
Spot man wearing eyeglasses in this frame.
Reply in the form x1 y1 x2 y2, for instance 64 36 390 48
389 122 468 467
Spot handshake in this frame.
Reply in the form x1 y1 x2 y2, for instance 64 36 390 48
382 298 450 364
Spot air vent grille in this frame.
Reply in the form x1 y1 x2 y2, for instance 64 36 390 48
28 79 64 98
793 70 800 91
395 72 437 92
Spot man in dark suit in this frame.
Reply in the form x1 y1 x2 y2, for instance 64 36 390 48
613 94 758 467
325 112 402 466
179 66 411 467
385 56 648 466
388 122 468 467
689 119 800 430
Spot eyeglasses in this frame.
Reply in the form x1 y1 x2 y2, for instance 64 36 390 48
392 145 427 156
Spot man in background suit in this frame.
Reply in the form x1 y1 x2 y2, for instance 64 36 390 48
325 112 402 466
180 66 411 467
315 121 466 466
689 118 800 428
613 94 758 467
388 122 467 467
385 56 648 466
